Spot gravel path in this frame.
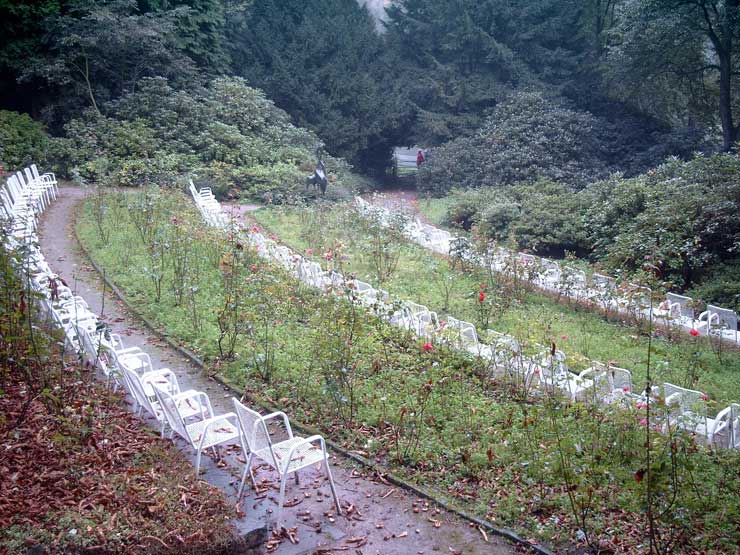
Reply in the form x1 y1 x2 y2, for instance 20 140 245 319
37 185 521 555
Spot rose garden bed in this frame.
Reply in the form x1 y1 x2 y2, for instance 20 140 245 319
75 188 740 554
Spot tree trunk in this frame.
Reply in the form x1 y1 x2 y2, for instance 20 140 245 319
718 51 737 151
718 0 739 151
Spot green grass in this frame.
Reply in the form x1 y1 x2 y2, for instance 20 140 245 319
253 203 740 406
76 189 740 554
414 195 457 227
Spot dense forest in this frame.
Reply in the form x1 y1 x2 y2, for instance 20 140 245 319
1 0 739 304
2 0 737 167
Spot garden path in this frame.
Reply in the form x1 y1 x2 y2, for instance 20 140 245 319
37 185 520 555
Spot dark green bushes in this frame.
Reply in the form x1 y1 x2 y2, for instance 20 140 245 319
54 77 355 201
417 93 610 196
439 153 740 298
0 110 49 169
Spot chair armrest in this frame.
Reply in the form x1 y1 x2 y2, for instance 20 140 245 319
707 406 732 441
113 346 144 355
173 390 211 417
665 392 682 407
142 368 176 386
173 389 208 405
261 411 293 437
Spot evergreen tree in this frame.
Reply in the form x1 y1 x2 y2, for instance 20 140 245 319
228 0 402 169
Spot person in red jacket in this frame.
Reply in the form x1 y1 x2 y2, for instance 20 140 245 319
416 149 425 168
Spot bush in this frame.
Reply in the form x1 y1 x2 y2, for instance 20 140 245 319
418 92 610 196
443 181 588 256
0 111 49 170
688 262 740 313
56 77 358 200
437 153 740 303
502 180 588 256
442 188 498 230
588 153 740 290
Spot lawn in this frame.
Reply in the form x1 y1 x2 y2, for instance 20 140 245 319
77 189 740 554
252 202 740 406
415 195 456 227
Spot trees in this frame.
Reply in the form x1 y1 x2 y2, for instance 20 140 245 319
606 0 739 151
20 0 197 125
584 153 740 288
384 0 525 145
228 0 402 169
55 77 354 199
139 0 232 71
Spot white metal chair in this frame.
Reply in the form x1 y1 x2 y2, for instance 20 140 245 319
708 404 740 449
154 384 239 475
123 366 208 436
232 398 341 527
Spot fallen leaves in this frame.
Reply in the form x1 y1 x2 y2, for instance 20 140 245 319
265 525 299 552
0 371 233 554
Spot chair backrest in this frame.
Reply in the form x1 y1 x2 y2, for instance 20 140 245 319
663 382 706 414
404 300 429 316
607 365 633 392
729 404 740 449
15 172 31 193
30 164 41 180
707 305 737 332
540 258 559 272
353 279 373 293
561 267 587 288
519 253 538 266
539 348 567 375
24 167 35 185
666 292 695 320
624 283 652 309
592 273 616 291
232 398 280 468
123 367 158 417
153 384 188 441
74 322 99 358
445 316 478 346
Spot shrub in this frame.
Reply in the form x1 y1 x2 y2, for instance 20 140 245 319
687 262 740 312
589 153 740 289
418 92 610 196
0 110 49 170
502 180 588 256
443 181 588 256
56 77 357 200
437 153 740 303
442 188 499 230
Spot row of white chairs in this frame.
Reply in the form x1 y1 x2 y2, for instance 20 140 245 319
189 180 230 228
354 196 739 345
190 188 738 450
3 174 341 530
1 164 58 237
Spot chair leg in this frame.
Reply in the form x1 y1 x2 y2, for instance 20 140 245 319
275 474 287 529
195 448 202 476
324 455 341 515
238 453 253 498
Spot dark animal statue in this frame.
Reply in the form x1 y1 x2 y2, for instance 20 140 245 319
305 153 328 195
